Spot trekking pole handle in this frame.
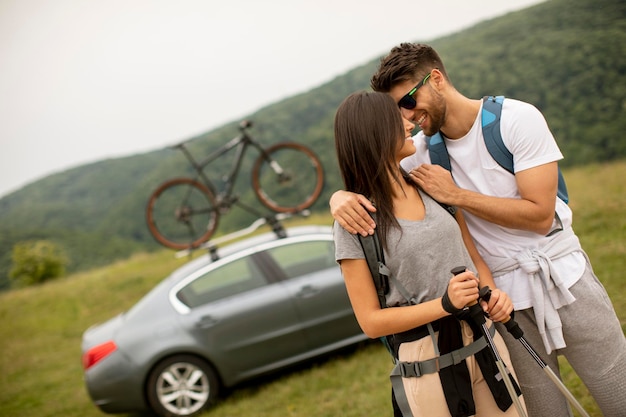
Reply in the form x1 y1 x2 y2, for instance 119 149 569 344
450 266 480 307
480 286 524 339
450 266 467 276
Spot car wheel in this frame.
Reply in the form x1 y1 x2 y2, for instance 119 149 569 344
147 354 220 417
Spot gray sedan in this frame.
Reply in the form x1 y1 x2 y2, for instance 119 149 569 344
81 225 366 416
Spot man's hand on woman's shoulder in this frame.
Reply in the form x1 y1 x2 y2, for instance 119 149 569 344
329 191 377 236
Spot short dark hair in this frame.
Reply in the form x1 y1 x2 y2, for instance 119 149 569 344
370 43 449 92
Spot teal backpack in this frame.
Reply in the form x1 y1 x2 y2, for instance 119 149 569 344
426 96 569 204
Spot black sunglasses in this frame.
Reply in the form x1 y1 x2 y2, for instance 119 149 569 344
397 72 432 110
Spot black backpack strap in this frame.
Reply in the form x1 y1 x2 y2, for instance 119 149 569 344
358 232 415 417
358 232 418 308
357 233 396 359
357 232 389 309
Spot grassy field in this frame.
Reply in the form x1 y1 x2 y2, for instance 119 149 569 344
0 162 624 417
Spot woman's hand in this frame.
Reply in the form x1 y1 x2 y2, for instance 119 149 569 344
446 270 480 311
480 288 514 322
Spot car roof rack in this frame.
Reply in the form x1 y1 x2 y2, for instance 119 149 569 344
175 211 310 261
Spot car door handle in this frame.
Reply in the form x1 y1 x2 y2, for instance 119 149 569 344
195 315 219 328
296 285 320 298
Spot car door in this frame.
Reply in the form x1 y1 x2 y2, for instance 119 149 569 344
176 252 308 382
262 238 363 352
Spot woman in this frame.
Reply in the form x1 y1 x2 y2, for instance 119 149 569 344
333 91 525 417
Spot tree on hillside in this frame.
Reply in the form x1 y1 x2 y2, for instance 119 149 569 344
9 240 68 287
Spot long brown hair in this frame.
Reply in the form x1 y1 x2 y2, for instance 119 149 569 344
333 91 406 249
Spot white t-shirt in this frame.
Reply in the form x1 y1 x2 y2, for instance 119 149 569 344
400 98 585 309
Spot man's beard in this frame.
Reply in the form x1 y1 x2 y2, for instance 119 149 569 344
421 92 446 137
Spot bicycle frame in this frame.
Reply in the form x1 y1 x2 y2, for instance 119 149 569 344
173 127 268 205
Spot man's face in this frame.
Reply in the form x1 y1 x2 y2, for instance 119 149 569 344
389 77 445 137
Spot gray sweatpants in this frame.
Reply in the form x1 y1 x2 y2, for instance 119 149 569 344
496 260 626 417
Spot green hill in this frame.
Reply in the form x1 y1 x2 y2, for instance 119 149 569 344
0 0 625 288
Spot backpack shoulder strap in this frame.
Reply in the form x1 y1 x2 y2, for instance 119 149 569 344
356 232 398 362
425 132 451 171
357 232 389 309
482 96 569 204
422 136 458 217
357 232 418 309
482 96 514 174
357 231 418 417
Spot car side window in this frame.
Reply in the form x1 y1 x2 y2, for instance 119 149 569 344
176 256 267 308
265 240 336 280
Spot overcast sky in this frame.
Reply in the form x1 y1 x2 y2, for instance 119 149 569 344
0 0 545 198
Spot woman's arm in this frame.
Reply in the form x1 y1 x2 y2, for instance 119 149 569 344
340 258 479 339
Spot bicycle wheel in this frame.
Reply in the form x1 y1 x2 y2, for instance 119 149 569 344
146 178 219 250
252 142 324 213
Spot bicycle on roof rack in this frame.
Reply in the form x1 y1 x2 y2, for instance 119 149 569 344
146 120 324 251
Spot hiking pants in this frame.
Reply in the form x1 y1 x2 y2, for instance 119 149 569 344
496 260 626 417
398 320 526 416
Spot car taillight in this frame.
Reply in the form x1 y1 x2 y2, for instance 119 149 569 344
82 341 117 370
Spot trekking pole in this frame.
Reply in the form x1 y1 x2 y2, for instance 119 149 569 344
479 286 591 417
451 267 528 417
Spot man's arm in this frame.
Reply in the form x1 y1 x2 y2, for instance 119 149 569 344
410 162 558 235
329 191 377 236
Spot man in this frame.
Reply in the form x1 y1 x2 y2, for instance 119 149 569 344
330 43 625 417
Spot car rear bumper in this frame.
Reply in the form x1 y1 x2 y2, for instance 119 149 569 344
83 350 147 413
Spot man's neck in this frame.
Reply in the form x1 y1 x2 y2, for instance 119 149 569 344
440 94 481 140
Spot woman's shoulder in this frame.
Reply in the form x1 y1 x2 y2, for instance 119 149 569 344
332 221 364 259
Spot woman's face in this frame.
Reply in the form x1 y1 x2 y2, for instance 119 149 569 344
396 116 416 161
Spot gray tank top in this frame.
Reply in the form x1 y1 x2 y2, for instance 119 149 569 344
334 189 476 307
